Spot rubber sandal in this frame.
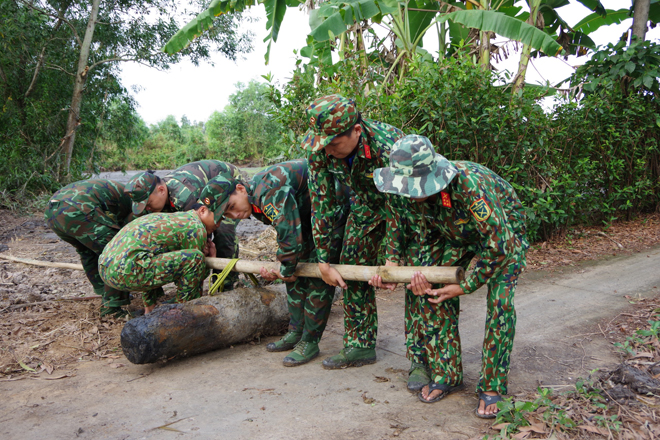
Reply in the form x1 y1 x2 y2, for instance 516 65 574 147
475 392 503 419
418 382 465 404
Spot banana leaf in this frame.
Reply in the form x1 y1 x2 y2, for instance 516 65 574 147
437 9 563 56
573 8 630 34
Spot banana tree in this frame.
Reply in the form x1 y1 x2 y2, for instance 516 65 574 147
510 0 604 94
306 0 562 80
573 0 660 37
162 0 303 64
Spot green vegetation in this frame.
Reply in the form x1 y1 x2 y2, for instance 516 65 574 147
97 80 285 171
267 39 660 241
2 0 659 241
0 0 252 207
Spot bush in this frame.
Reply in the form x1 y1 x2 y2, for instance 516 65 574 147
268 45 660 241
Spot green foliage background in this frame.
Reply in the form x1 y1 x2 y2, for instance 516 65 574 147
267 42 660 241
97 79 286 170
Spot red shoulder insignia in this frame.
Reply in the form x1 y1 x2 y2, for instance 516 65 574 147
364 143 371 159
441 191 452 208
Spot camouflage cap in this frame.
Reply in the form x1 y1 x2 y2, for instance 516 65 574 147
373 134 458 198
198 176 239 223
124 171 159 215
301 94 359 152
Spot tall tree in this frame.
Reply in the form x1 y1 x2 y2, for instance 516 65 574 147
631 0 651 41
6 0 253 179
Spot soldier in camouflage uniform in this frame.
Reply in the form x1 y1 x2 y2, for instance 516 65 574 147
124 160 242 289
302 94 404 368
98 205 219 314
198 159 349 366
45 179 133 318
371 135 528 418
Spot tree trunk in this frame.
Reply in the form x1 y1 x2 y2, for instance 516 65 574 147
512 0 541 96
631 0 650 42
121 285 289 364
479 30 491 67
63 0 100 175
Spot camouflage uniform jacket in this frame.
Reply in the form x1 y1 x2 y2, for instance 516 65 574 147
386 161 529 294
99 211 208 275
247 160 317 278
161 160 241 213
48 179 133 230
307 118 403 263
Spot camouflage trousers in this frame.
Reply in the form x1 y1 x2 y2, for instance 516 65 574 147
286 221 345 344
45 201 130 311
99 249 208 307
340 215 386 349
213 218 240 290
406 250 525 395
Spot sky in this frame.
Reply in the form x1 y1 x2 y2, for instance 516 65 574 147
120 1 660 126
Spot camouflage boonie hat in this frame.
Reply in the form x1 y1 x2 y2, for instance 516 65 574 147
198 176 239 223
373 134 458 198
124 171 159 215
301 94 359 152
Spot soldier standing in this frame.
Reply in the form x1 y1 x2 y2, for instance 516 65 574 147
303 94 404 369
98 205 218 314
198 159 348 366
371 135 528 418
124 160 242 290
45 179 133 318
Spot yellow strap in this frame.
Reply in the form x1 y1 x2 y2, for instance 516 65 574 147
209 258 240 296
246 273 259 287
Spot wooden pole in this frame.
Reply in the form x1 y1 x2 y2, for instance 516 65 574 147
205 258 464 285
0 255 464 285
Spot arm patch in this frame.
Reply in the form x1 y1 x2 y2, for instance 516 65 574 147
263 203 280 222
469 198 492 222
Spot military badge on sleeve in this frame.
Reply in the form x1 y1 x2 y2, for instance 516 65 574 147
469 198 492 222
263 203 280 222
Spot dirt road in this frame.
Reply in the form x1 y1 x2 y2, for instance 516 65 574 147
2 242 659 439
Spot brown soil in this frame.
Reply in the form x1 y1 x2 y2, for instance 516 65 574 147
0 211 280 378
1 210 659 439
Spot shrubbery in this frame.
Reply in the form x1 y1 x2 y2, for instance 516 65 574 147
268 43 660 241
99 80 286 171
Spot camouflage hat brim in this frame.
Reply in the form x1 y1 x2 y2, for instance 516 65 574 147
210 197 231 224
301 129 334 152
132 200 148 215
373 155 458 198
198 177 238 224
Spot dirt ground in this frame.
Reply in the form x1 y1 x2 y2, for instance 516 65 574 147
0 210 659 439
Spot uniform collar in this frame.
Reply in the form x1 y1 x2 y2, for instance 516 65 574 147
246 182 259 208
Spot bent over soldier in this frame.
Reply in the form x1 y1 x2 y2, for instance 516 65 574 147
124 160 242 290
99 206 219 314
372 135 528 418
303 94 404 369
45 179 133 318
198 159 349 366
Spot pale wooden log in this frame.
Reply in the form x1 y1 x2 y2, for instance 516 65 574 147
205 258 464 285
0 254 84 270
0 254 464 285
